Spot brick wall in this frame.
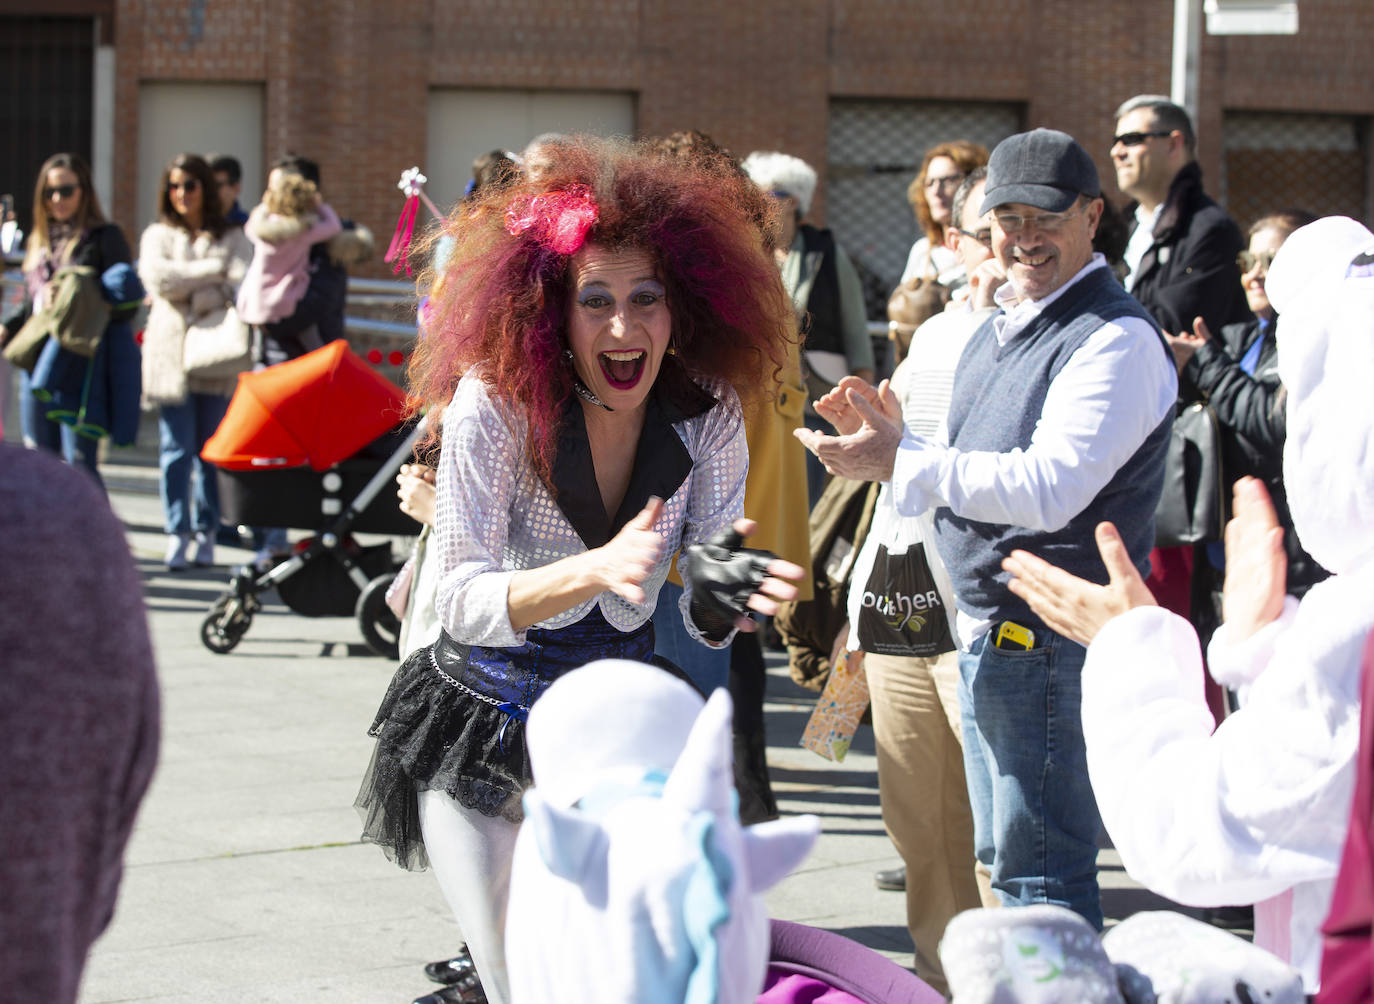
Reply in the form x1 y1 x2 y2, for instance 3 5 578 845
90 0 1374 271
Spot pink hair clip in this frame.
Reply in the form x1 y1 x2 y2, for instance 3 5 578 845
505 184 599 255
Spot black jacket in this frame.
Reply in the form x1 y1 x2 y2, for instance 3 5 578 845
1186 317 1328 596
1125 162 1250 344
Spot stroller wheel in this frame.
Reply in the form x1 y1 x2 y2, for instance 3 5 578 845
201 594 254 654
356 572 401 660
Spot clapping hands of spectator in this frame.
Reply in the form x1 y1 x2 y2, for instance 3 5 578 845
1162 314 1212 373
396 463 437 528
1002 522 1158 647
1222 476 1287 641
795 375 904 482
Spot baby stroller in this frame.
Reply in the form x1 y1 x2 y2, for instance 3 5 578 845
762 920 942 1003
199 341 422 658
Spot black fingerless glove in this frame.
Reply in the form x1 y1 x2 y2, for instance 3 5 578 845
684 527 778 643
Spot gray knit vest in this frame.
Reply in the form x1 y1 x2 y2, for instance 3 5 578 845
933 266 1173 633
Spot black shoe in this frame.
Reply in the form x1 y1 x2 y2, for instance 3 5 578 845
412 970 485 1004
874 864 906 891
423 947 474 985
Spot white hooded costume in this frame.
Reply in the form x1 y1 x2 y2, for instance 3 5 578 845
1080 216 1374 991
505 660 820 1004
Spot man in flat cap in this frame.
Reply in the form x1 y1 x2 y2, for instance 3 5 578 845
796 128 1177 929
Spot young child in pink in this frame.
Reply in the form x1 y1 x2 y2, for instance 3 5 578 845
236 169 341 330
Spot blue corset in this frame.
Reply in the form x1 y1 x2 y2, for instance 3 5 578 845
431 606 654 749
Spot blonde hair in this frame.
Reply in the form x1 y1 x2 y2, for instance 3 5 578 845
266 171 318 218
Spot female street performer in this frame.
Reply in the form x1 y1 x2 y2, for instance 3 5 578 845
356 137 803 1004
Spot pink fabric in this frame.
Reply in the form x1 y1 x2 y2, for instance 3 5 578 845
1255 886 1295 976
758 971 866 1004
1317 630 1374 1002
504 184 598 254
385 195 419 276
238 203 342 324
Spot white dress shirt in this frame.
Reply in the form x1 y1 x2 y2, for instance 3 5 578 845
890 254 1177 646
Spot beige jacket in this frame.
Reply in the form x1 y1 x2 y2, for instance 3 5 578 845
137 222 252 405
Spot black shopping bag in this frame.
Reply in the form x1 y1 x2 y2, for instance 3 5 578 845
855 541 954 657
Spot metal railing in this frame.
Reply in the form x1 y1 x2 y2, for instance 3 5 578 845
3 258 420 341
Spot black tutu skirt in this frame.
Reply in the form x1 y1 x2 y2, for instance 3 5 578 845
354 607 654 871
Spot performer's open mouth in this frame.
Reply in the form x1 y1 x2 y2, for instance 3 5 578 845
598 350 647 389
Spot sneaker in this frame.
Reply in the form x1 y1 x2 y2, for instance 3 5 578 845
165 533 191 571
193 531 215 567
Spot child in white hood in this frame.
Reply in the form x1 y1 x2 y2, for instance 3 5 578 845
1001 216 1374 993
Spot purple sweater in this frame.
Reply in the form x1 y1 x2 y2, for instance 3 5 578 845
0 444 160 1002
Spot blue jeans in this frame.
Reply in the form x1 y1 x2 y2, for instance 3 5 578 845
158 393 229 535
957 627 1103 929
651 581 731 696
19 369 101 485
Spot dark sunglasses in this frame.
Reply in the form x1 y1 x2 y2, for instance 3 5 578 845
43 183 80 200
167 179 200 193
1112 130 1172 148
1238 249 1277 272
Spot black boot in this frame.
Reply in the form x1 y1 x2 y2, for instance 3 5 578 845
729 632 778 824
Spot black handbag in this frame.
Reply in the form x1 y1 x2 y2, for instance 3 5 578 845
1154 401 1227 547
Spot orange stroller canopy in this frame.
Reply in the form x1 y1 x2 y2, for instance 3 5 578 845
202 341 408 471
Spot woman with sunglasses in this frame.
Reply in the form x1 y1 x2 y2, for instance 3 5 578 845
1168 209 1328 600
137 153 252 570
3 153 130 480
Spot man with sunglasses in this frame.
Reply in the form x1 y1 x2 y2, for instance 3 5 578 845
797 128 1178 932
1112 95 1249 338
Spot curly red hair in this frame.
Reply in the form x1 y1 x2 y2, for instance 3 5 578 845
409 136 794 482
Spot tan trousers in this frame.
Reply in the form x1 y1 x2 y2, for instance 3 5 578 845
865 650 993 997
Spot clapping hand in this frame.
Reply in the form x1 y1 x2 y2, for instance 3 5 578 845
598 497 668 605
1221 477 1286 641
1003 522 1158 647
723 517 804 631
1162 315 1211 373
795 376 904 483
396 463 437 528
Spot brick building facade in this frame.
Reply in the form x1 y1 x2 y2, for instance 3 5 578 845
5 0 1374 295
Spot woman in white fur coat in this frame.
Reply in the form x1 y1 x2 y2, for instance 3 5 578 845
137 153 252 571
1000 216 1374 993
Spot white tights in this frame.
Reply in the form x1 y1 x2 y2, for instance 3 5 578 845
417 788 520 1004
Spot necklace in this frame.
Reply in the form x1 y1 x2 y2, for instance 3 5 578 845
572 378 614 412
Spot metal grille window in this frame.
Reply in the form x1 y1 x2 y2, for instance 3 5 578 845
827 99 1021 318
1222 111 1368 231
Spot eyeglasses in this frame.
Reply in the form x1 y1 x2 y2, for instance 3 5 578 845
1112 130 1172 148
925 174 964 192
993 203 1087 235
1237 249 1277 273
956 227 993 247
43 184 79 200
167 179 200 193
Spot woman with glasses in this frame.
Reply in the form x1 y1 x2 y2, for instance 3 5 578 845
2 153 130 480
1168 209 1328 600
899 140 988 290
137 153 252 571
